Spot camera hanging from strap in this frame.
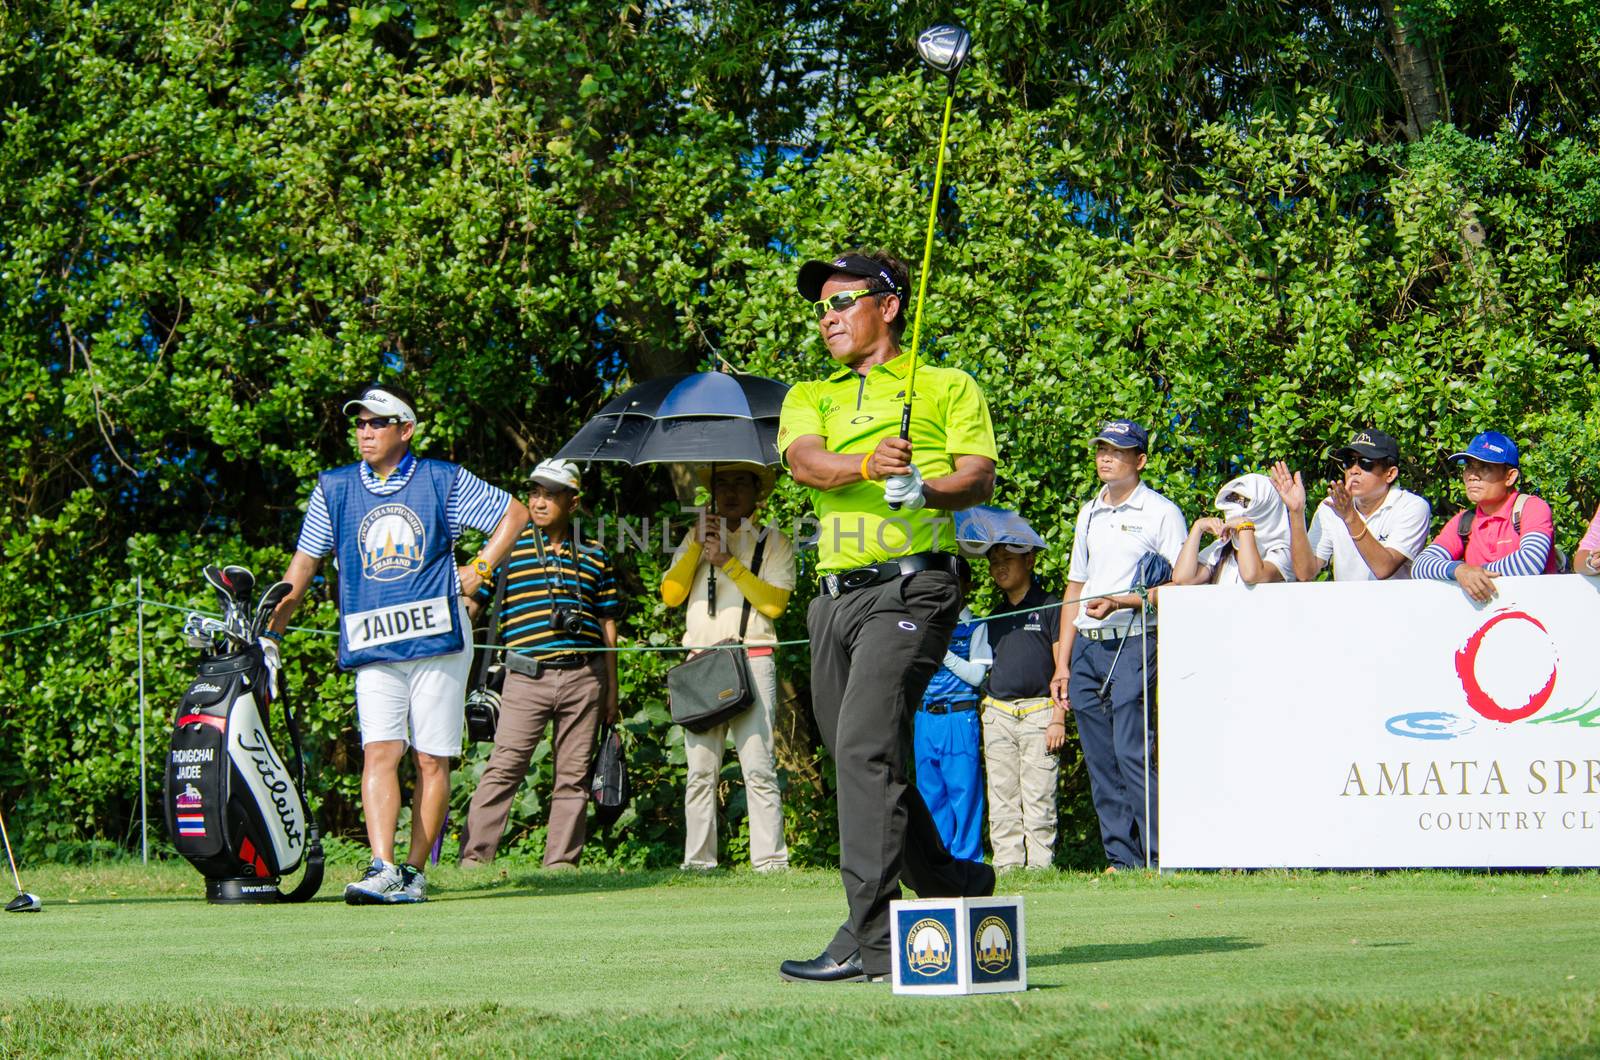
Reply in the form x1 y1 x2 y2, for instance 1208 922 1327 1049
465 563 508 743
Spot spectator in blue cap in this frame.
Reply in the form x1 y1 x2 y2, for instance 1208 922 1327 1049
1048 418 1186 870
1413 431 1558 601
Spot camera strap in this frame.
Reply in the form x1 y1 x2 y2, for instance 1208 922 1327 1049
470 562 509 692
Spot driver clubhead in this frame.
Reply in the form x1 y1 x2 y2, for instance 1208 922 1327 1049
5 892 40 913
916 24 971 79
221 565 256 601
252 581 293 638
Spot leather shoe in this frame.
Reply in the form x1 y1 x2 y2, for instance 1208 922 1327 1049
779 949 885 983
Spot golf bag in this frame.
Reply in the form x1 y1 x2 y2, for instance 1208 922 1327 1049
163 565 324 904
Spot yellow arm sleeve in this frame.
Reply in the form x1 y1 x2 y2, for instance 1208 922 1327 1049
660 541 703 607
721 556 792 620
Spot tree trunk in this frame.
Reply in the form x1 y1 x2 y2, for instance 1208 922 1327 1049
1378 0 1444 142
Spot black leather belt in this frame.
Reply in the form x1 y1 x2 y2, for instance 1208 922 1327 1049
820 552 968 600
921 700 978 715
503 652 588 678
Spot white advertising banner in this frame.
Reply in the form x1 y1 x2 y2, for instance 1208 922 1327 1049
1159 576 1600 868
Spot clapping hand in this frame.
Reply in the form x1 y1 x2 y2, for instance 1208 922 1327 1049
1269 461 1306 515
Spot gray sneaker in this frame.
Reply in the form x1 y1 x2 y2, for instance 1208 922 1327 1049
398 864 427 903
344 858 406 905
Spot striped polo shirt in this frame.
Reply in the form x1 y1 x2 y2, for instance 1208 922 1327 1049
480 525 621 660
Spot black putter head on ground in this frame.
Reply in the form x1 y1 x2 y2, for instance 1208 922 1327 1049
916 23 971 80
5 892 40 913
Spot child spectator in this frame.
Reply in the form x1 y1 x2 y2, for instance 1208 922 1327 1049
1413 432 1557 601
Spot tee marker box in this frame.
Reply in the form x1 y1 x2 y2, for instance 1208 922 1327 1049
889 896 1026 995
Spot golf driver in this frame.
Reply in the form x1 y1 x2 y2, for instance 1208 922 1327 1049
0 804 41 912
889 22 973 510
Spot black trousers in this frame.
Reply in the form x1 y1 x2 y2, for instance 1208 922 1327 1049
807 569 990 974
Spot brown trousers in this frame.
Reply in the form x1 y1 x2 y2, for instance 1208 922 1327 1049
460 658 603 866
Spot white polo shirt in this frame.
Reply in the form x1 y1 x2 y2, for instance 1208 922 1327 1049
1067 481 1188 632
1307 486 1432 581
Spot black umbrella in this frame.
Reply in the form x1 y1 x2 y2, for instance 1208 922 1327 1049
555 371 791 611
554 372 788 467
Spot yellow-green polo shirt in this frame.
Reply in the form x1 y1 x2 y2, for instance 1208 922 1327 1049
777 351 998 572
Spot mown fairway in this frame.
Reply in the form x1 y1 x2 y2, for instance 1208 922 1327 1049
1 863 1598 1057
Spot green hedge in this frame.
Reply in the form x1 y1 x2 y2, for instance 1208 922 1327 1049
2 0 1597 869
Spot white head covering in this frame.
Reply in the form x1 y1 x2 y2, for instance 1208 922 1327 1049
1213 472 1291 559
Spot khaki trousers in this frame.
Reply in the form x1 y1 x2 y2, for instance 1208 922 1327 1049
682 653 789 870
982 697 1058 869
460 658 603 867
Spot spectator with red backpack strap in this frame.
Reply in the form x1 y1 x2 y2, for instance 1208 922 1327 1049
1413 431 1558 602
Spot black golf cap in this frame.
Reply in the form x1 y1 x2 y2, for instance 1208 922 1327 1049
1333 429 1399 463
797 254 904 302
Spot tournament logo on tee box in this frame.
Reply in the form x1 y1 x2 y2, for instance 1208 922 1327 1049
970 908 1020 983
358 504 426 581
901 911 956 983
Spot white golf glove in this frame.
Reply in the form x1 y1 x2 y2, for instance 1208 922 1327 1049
259 636 283 698
883 465 926 511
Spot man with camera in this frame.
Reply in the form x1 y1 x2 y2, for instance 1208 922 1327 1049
460 459 621 869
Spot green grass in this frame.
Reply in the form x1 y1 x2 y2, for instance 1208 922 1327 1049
1 862 1599 1056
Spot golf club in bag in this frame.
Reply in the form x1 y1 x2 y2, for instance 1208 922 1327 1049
163 564 324 904
890 22 972 511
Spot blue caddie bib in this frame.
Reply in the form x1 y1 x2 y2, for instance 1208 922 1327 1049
923 616 981 704
321 458 464 670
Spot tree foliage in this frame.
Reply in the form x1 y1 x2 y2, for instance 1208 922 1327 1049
1 0 1597 867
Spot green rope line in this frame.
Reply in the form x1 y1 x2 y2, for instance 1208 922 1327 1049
0 602 133 641
0 582 1161 655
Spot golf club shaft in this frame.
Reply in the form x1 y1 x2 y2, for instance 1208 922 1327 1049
889 88 956 510
0 805 23 893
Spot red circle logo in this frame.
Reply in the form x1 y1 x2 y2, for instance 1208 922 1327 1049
1454 610 1558 723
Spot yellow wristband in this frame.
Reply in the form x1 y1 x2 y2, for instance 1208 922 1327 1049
860 453 873 481
1235 521 1256 532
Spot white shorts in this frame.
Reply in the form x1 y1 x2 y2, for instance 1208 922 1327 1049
353 598 474 757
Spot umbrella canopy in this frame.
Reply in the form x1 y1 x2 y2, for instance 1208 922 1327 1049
953 505 1048 551
554 372 789 467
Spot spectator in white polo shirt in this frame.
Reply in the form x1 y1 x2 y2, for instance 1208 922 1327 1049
1269 429 1433 582
1048 419 1186 870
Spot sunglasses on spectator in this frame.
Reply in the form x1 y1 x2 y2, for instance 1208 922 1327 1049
811 288 886 319
353 416 401 431
1339 455 1387 472
1221 490 1251 506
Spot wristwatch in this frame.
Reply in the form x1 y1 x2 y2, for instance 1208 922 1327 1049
471 557 492 579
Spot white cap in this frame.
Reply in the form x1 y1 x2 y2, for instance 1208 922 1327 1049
342 386 417 424
529 458 581 492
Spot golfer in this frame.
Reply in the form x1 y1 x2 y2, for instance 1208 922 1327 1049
776 249 997 984
267 383 528 904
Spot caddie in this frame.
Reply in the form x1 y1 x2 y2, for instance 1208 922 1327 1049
776 249 997 985
267 383 528 904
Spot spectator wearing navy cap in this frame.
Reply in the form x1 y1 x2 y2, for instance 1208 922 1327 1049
1413 431 1558 602
1048 419 1186 870
1269 429 1432 582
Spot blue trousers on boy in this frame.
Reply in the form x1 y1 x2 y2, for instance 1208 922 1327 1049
913 705 986 863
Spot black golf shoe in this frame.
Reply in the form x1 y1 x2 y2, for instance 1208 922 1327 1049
779 949 886 983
